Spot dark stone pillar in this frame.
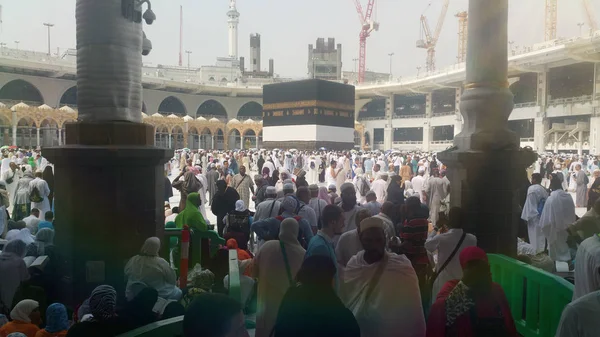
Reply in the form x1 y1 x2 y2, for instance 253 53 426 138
437 0 536 256
44 0 170 304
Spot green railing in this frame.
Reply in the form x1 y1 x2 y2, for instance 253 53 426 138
163 225 225 272
488 254 573 337
116 249 244 337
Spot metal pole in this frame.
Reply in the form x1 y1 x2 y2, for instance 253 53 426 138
185 50 191 69
43 23 54 56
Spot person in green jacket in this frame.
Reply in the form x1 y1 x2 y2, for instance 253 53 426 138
175 192 207 231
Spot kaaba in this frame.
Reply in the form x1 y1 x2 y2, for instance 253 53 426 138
262 79 355 150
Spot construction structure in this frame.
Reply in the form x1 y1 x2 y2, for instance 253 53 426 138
545 0 598 41
417 0 449 73
352 0 379 83
308 38 342 81
456 11 468 63
545 0 557 41
179 5 183 66
227 0 240 59
250 34 261 73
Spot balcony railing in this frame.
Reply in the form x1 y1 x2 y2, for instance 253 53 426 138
514 102 537 108
548 95 593 105
520 137 535 142
393 140 423 145
393 114 426 119
358 116 386 121
431 140 453 144
432 111 455 117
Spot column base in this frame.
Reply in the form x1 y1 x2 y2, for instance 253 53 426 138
44 121 171 304
437 147 536 256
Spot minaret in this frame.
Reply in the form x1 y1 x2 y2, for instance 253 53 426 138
227 0 240 59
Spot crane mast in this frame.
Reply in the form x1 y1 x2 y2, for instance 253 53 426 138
416 0 449 73
353 0 379 83
545 0 558 41
582 0 599 33
456 11 468 63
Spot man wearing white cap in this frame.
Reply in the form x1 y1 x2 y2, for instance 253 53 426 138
254 186 280 222
411 167 426 203
342 215 425 337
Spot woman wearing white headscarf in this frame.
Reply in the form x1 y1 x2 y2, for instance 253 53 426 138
0 299 41 337
124 237 181 301
0 240 30 314
253 218 305 337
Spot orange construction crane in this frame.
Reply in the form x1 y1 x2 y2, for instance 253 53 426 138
456 11 467 63
353 0 379 83
417 0 450 73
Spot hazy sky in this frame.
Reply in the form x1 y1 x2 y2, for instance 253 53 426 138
1 0 598 78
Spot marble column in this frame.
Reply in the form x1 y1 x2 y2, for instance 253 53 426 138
36 128 41 147
533 117 548 153
422 122 431 152
211 135 215 149
43 0 171 304
11 110 16 146
384 94 394 149
58 128 62 146
437 0 536 256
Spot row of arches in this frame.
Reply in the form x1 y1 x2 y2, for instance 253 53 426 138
0 116 64 148
153 126 263 150
0 80 264 119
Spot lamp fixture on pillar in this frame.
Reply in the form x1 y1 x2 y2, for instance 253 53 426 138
437 0 536 256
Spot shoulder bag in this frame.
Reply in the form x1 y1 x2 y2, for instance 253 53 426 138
279 240 294 287
424 231 467 303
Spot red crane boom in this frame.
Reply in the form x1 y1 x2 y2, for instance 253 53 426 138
353 0 379 83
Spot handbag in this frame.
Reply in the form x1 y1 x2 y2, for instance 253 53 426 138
425 231 467 303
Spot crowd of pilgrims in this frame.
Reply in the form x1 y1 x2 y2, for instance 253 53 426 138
0 147 598 337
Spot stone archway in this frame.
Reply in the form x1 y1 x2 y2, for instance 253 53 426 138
215 128 225 150
171 126 184 149
199 127 212 149
354 130 361 148
59 86 77 107
188 126 200 150
0 115 11 145
228 128 241 150
40 118 59 147
237 101 263 119
16 117 37 148
0 79 44 104
158 96 187 116
197 100 227 118
155 125 169 148
243 129 257 150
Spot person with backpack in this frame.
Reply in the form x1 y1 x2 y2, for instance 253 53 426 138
28 171 50 220
251 195 313 249
352 168 371 205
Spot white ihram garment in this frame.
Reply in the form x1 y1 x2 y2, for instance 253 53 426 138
521 184 549 254
539 189 576 262
341 251 425 337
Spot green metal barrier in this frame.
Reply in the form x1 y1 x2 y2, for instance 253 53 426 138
162 226 225 272
487 254 573 337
